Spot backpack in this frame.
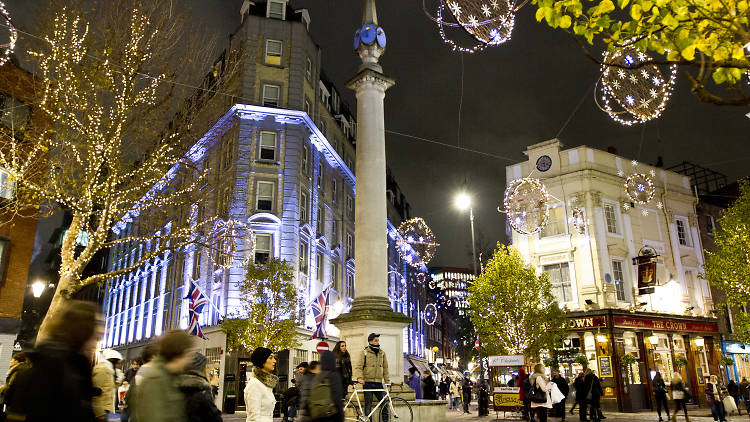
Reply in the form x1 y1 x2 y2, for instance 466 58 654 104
308 373 337 420
521 377 531 394
527 377 548 404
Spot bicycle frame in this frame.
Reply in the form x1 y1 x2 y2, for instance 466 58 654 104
343 380 398 420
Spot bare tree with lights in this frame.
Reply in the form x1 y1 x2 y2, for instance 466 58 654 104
0 1 242 341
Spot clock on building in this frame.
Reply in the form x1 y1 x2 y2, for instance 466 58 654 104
536 155 552 172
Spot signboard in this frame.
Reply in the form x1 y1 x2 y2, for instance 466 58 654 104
634 255 657 288
224 374 236 382
316 341 330 353
613 316 719 333
493 387 523 411
598 356 613 377
488 355 525 367
569 316 608 330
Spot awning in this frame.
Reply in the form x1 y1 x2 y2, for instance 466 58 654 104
405 356 431 376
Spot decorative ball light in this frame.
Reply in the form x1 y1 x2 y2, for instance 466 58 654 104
570 207 586 235
624 173 656 205
596 45 677 126
431 0 516 53
396 217 439 268
207 219 253 269
0 2 17 67
416 273 428 285
424 303 438 325
501 177 550 235
388 270 407 302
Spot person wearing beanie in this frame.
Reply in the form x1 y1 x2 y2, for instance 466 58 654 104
245 347 278 422
178 352 222 422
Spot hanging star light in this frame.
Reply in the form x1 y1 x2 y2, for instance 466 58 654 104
0 2 17 67
207 219 253 269
396 217 439 268
569 207 586 235
596 45 677 126
424 303 438 325
416 272 428 285
500 177 550 235
433 0 515 53
624 173 656 205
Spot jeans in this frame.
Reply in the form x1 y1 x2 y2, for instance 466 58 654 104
535 407 548 422
578 399 588 421
674 399 688 419
364 382 387 422
553 401 566 421
463 391 471 413
655 392 670 419
709 400 726 421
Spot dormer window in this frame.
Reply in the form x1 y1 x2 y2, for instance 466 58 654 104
267 1 285 20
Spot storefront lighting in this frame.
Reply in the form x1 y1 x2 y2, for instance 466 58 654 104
596 334 608 343
694 337 705 348
31 281 46 298
648 334 659 345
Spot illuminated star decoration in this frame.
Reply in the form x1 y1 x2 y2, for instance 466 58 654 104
0 2 17 67
624 173 656 205
623 202 631 211
435 0 516 53
500 177 550 235
206 219 254 269
388 270 408 303
396 217 439 268
596 44 677 126
424 303 438 325
641 209 649 216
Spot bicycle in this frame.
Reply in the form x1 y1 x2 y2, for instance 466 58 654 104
343 380 413 422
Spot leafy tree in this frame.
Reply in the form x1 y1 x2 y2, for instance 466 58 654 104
532 0 750 105
703 180 750 343
221 258 301 352
467 244 568 359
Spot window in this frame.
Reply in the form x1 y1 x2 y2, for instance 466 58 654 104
346 195 354 218
333 138 340 153
676 218 691 246
304 98 312 116
541 204 566 237
345 157 354 172
332 219 339 243
316 206 324 235
221 131 234 171
346 273 354 298
300 191 309 223
612 260 626 302
217 186 231 217
299 242 309 274
706 215 715 236
305 57 312 82
331 261 339 289
317 163 324 190
265 40 283 66
262 84 280 107
267 1 285 19
301 145 309 173
255 234 272 264
331 179 337 202
346 233 354 257
543 262 573 304
259 131 277 161
256 181 274 211
316 252 324 281
604 203 619 234
0 167 14 199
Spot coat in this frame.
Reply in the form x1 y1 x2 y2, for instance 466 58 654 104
4 341 98 422
335 352 352 387
449 380 461 398
244 372 276 422
422 376 437 400
353 346 389 384
408 374 422 399
298 372 317 421
132 358 186 422
706 382 726 403
573 375 585 402
92 360 117 417
178 371 222 422
518 369 528 401
728 381 740 399
462 377 473 395
583 373 603 407
740 380 750 401
311 351 344 422
529 373 553 409
439 380 449 396
552 375 570 398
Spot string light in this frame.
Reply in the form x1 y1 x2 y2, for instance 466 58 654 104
206 219 253 269
0 2 16 67
436 0 515 53
596 45 677 126
416 272 427 285
424 303 438 325
624 173 655 205
396 217 439 268
569 207 586 234
500 177 550 235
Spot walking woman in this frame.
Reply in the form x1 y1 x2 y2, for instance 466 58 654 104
245 347 279 422
706 375 727 422
671 373 690 422
332 341 352 390
529 364 554 422
652 372 670 421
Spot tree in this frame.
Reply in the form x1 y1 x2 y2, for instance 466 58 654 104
703 180 750 343
221 258 301 353
467 244 568 359
0 2 240 341
532 0 750 105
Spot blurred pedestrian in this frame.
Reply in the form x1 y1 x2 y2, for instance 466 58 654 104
571 372 584 419
529 364 553 422
332 341 352 389
652 371 670 421
422 371 437 400
462 372 473 414
449 376 461 410
135 343 159 386
408 367 422 399
244 347 278 422
308 351 344 422
583 369 604 422
439 377 449 401
4 300 102 422
0 353 30 422
299 361 321 422
92 349 123 419
125 359 142 384
670 372 690 421
519 367 531 421
551 369 569 421
706 374 727 422
133 330 194 422
740 377 749 415
728 379 740 414
178 352 222 422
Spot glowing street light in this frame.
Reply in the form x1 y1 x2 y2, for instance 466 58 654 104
31 281 46 298
455 192 472 211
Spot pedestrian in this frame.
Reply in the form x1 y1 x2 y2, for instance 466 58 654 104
244 347 279 422
0 352 30 419
728 379 740 414
706 375 727 422
739 377 749 415
462 372 473 414
408 367 422 399
134 342 159 386
551 369 569 421
332 341 352 389
283 363 308 422
670 372 690 421
438 377 449 401
520 367 532 421
308 351 344 422
4 300 102 422
422 371 437 400
652 371 670 421
583 369 604 422
354 333 390 422
133 330 194 422
529 364 553 422
92 348 123 420
299 361 321 422
571 372 584 419
178 352 222 422
449 376 462 410
125 359 142 384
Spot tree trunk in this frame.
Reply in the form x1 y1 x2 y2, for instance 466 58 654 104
35 272 76 344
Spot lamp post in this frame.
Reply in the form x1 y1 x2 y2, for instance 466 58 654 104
454 192 483 385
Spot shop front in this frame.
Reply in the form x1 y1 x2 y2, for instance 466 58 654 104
722 341 750 382
563 310 720 412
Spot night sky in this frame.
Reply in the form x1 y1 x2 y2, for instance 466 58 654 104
7 0 749 271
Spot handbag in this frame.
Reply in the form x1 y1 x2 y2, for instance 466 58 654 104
723 396 738 415
550 383 565 404
528 378 548 404
672 390 684 400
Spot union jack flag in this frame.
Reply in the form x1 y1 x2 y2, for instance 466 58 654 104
185 281 209 339
309 286 330 340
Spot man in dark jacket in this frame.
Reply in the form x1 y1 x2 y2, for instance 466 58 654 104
740 378 750 415
583 369 604 422
178 352 222 422
551 369 570 420
422 371 437 400
572 372 586 421
438 378 449 400
462 373 473 414
312 351 344 422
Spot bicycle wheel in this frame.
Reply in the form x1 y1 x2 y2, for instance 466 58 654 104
382 397 413 422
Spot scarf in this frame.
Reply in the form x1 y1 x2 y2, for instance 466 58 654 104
369 345 380 355
253 366 279 390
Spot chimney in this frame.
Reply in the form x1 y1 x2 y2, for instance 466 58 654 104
240 0 253 23
607 146 617 154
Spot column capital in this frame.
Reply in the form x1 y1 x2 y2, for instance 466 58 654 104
347 68 395 92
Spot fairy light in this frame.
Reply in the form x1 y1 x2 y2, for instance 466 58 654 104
0 2 16 67
388 270 407 302
424 303 438 325
596 44 677 126
436 0 515 53
501 177 550 235
624 173 655 205
207 219 253 269
396 217 439 268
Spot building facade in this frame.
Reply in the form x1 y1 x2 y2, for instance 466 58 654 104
507 140 721 411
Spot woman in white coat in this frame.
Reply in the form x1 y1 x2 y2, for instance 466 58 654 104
530 363 554 422
245 347 278 422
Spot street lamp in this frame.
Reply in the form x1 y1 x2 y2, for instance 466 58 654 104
31 281 46 298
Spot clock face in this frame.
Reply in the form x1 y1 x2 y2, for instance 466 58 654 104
360 25 377 45
536 155 552 172
376 27 387 48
